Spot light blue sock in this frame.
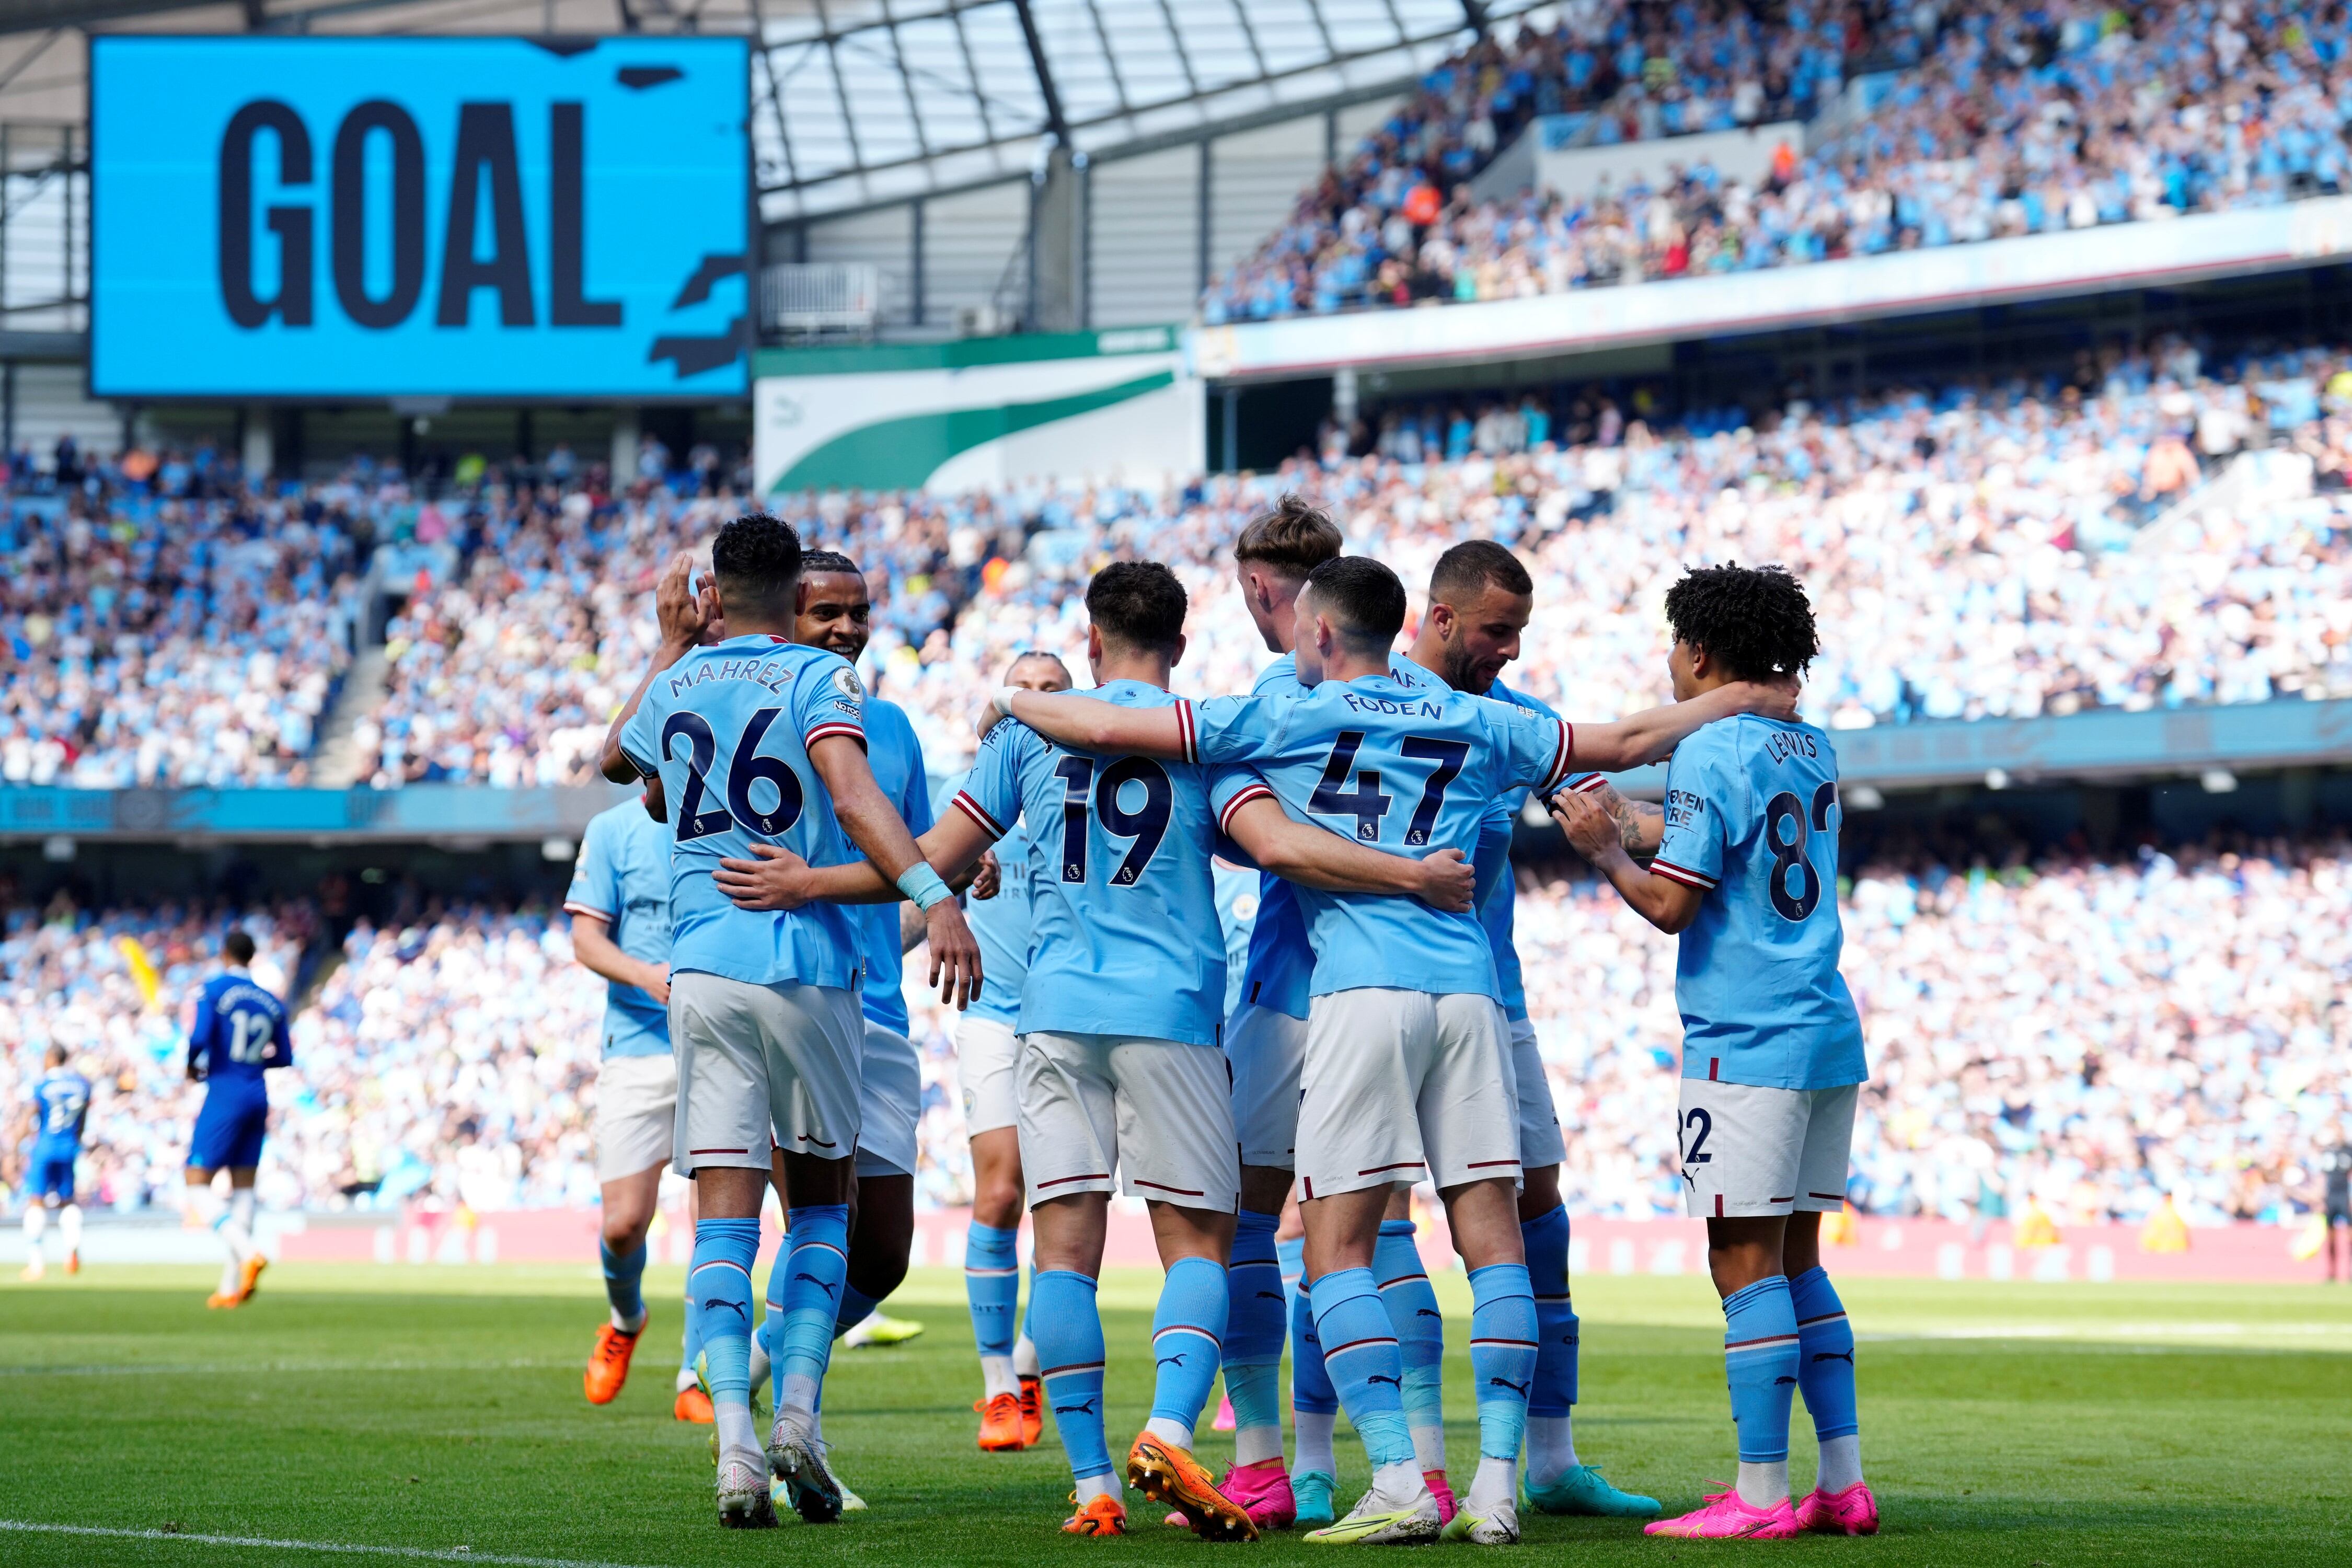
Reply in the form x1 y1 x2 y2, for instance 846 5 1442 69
599 1237 647 1326
1789 1266 1858 1440
775 1204 850 1415
836 1280 880 1339
1468 1262 1537 1462
1722 1275 1801 1463
687 1218 762 1407
1276 1232 1306 1307
965 1221 1020 1358
1290 1272 1339 1415
1309 1267 1415 1470
756 1262 784 1388
1376 1218 1446 1455
1225 1211 1286 1455
1521 1204 1576 1415
1147 1255 1228 1446
1032 1269 1113 1483
681 1263 704 1375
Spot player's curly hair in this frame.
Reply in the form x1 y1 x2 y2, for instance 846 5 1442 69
1087 560 1189 655
711 514 804 617
1662 563 1818 682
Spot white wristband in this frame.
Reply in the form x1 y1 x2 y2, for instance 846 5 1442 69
991 686 1022 719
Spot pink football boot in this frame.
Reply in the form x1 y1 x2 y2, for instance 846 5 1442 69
1168 1460 1296 1531
1423 1470 1458 1525
1795 1481 1878 1535
1644 1489 1801 1539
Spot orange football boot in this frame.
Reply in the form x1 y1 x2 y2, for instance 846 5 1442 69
63 1250 80 1276
1127 1433 1258 1541
1019 1374 1043 1446
976 1391 1026 1450
584 1324 640 1404
673 1384 714 1423
1062 1493 1128 1536
235 1255 268 1304
205 1289 240 1309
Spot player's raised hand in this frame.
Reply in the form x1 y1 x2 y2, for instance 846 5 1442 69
1412 847 1477 912
1549 787 1627 864
653 551 716 651
968 849 1002 901
923 900 985 1009
712 842 817 910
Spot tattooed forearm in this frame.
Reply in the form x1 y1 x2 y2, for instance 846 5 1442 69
1595 784 1664 856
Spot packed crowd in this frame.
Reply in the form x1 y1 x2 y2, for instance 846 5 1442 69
1203 0 2352 320
0 481 365 788
1514 831 2352 1226
7 825 2345 1225
7 338 2350 792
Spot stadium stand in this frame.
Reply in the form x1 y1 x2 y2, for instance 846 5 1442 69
5 827 2345 1226
6 335 2350 790
1203 0 2352 321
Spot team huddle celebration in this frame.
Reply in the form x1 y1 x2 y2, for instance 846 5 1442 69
539 494 1871 1546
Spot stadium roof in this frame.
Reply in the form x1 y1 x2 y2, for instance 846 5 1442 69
0 0 1542 220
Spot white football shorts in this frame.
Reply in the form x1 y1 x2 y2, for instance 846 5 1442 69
1226 1003 1307 1169
592 1051 678 1184
856 1020 924 1179
1508 1014 1568 1169
1018 1031 1239 1213
668 972 864 1175
1295 988 1520 1201
1674 1079 1859 1219
955 1014 1021 1137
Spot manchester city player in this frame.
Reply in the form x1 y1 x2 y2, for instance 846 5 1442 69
18 1046 90 1280
566 791 707 1421
715 560 1474 1540
1554 563 1875 1541
994 556 1792 1546
1223 498 1444 1529
952 651 1070 1452
599 517 982 1530
1400 539 1659 1521
184 930 291 1310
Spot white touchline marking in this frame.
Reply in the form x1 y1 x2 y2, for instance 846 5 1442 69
0 1520 679 1568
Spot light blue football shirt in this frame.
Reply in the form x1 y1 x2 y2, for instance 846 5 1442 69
564 799 675 1057
854 697 932 1036
616 635 866 991
952 679 1255 1045
1186 672 1576 1000
1651 716 1866 1091
962 814 1036 1029
1231 652 1431 1021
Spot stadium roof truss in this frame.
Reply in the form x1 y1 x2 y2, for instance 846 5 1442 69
0 0 1544 233
746 0 1547 220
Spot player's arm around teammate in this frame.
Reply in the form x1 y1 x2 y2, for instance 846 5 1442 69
1555 564 1875 1542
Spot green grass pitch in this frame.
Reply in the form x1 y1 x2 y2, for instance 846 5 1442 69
3 1264 2349 1566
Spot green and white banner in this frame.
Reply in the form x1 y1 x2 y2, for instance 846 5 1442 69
753 327 1201 496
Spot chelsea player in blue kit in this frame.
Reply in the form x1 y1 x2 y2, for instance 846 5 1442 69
1554 564 1875 1541
1400 541 1661 1522
565 793 708 1420
18 1046 90 1279
599 517 983 1530
185 930 291 1310
724 562 1473 1541
998 556 1791 1546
